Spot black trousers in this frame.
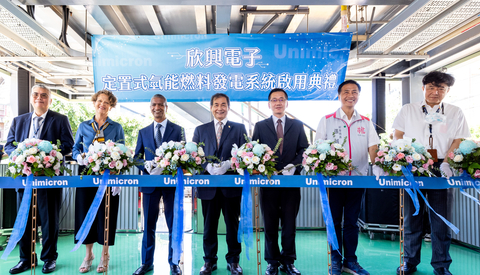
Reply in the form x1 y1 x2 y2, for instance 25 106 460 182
201 188 241 264
260 187 301 266
18 188 62 263
74 187 119 246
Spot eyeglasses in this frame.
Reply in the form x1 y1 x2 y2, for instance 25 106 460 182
270 98 286 103
32 92 49 99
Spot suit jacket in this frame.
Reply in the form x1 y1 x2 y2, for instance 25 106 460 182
193 120 247 200
5 110 74 156
134 120 185 194
252 116 308 174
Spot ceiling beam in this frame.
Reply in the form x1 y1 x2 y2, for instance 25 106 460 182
194 6 207 34
85 5 119 35
110 6 135 35
215 5 231 34
142 5 164 35
241 6 255 34
284 7 307 33
17 0 416 5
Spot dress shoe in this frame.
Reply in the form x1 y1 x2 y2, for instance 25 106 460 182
199 262 217 275
9 261 35 274
329 261 342 275
396 262 417 275
42 260 56 274
265 264 279 275
227 263 243 275
133 264 154 275
171 264 182 275
279 263 301 275
343 261 369 275
434 267 452 275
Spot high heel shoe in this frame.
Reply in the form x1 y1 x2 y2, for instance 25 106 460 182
96 256 110 273
79 256 94 273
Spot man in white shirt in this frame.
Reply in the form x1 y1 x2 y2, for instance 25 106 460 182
315 80 379 275
392 71 470 275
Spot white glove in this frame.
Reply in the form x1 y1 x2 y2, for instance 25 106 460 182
282 164 296 175
440 162 453 179
144 160 156 173
76 155 86 166
112 187 121 196
206 161 230 175
372 165 385 180
149 166 164 175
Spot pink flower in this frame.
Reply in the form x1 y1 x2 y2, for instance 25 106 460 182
314 160 320 169
247 152 254 158
397 153 405 159
474 170 480 178
12 156 17 161
423 163 429 170
232 150 237 156
311 149 318 154
164 161 170 166
43 156 51 162
302 159 307 166
333 165 338 170
375 157 380 163
88 156 94 163
246 143 253 149
448 152 454 160
107 142 115 146
271 159 275 162
235 162 240 168
23 166 32 176
268 150 274 155
421 155 425 161
45 163 52 168
109 161 116 169
325 163 335 170
339 170 347 175
263 154 271 161
55 169 60 176
241 152 247 157
337 152 345 157
427 159 434 165
377 151 384 157
97 152 103 157
411 166 417 172
195 157 202 165
26 156 36 163
380 158 384 163
155 156 160 162
191 151 198 158
123 159 128 167
406 155 413 163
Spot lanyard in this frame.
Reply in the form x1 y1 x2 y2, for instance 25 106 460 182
422 103 444 149
90 119 110 143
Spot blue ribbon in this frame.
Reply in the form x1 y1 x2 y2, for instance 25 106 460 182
400 166 421 216
316 173 339 251
402 165 459 234
72 169 110 252
459 171 480 206
1 174 33 260
171 167 184 264
237 172 253 260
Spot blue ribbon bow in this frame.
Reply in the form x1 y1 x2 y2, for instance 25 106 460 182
171 167 184 264
402 165 459 234
459 171 480 206
72 169 110 252
237 172 253 260
316 173 339 251
1 174 33 260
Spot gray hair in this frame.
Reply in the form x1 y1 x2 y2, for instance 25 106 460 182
31 84 51 95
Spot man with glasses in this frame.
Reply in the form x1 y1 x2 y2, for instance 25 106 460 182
392 71 470 275
5 84 74 274
252 88 309 275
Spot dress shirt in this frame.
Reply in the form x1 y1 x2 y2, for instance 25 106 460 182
392 100 470 159
315 109 379 148
214 117 228 137
28 110 48 138
153 119 168 141
272 115 286 133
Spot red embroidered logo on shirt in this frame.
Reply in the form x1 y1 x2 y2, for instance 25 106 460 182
357 127 365 135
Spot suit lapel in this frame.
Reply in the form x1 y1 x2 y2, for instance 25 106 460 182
163 121 173 143
39 111 54 140
284 116 294 136
219 121 234 149
22 113 33 140
146 123 156 151
266 117 277 139
207 121 217 154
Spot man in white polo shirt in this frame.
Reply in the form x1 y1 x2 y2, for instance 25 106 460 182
316 80 379 275
392 71 470 275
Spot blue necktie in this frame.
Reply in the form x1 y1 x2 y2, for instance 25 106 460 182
33 117 43 138
155 124 162 148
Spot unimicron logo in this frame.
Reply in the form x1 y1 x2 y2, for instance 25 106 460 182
93 178 139 185
305 178 353 186
22 179 68 187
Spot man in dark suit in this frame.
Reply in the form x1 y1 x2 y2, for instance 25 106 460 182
252 88 308 275
5 84 74 274
133 94 185 275
193 93 247 275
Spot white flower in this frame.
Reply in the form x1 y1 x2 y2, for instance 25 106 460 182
418 167 425 173
330 150 335 156
333 143 342 149
304 166 310 172
56 152 63 160
412 153 421 161
53 163 61 170
343 156 349 163
258 164 266 173
111 152 121 161
237 150 245 157
115 161 123 170
37 164 44 169
8 166 16 174
319 153 326 161
306 157 314 164
155 148 164 156
27 147 38 155
112 146 121 152
392 164 402 171
180 154 189 161
172 155 179 161
161 142 168 149
159 159 168 168
244 156 252 164
252 156 260 164
198 147 205 157
453 155 464 162
247 163 254 169
165 152 172 159
15 155 25 164
237 168 244 176
167 141 175 148
40 151 46 157
126 150 133 158
385 155 393 162
305 149 312 155
92 164 100 172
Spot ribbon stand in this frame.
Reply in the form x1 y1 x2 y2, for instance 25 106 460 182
399 189 405 275
31 188 38 275
254 187 262 275
102 187 111 275
327 188 331 274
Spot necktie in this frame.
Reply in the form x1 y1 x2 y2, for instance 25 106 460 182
155 124 162 148
33 117 43 138
276 119 283 154
216 122 223 148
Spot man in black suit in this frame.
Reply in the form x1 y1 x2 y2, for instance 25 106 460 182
252 88 308 275
193 93 247 275
5 84 74 274
133 94 185 275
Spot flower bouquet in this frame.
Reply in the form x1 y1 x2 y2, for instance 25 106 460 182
375 139 434 176
153 141 206 176
83 140 135 175
6 138 66 178
230 140 278 177
302 139 353 176
447 140 480 179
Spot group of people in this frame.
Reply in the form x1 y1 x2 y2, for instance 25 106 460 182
4 70 469 275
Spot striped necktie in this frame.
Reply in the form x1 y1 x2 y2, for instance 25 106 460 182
216 122 223 148
276 119 283 154
33 117 43 138
155 124 162 148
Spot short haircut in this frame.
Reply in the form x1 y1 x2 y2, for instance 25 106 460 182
338 80 361 94
31 84 51 96
268 88 288 100
210 93 230 107
422 71 455 87
91 89 118 108
151 94 167 105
